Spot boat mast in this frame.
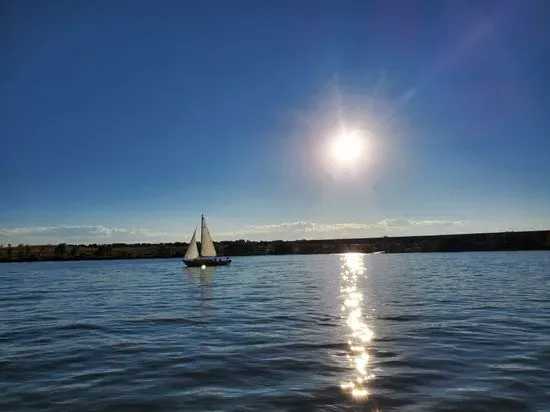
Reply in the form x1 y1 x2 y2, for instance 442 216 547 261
199 214 203 257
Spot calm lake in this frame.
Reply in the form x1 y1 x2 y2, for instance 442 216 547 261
1 252 550 411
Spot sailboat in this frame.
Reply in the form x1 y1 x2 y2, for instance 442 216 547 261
183 214 231 267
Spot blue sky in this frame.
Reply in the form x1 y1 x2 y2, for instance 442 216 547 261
1 0 549 244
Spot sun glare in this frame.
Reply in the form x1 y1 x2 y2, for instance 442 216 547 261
328 129 368 168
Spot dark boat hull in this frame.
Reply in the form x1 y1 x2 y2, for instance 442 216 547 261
183 257 231 267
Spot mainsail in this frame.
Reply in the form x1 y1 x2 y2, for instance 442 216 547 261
184 227 199 259
200 214 217 257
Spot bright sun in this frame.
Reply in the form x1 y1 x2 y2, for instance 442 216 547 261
329 130 367 166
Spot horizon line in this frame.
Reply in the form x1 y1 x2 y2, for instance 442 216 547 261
2 228 548 248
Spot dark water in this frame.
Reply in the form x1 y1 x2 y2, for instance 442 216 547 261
1 252 550 411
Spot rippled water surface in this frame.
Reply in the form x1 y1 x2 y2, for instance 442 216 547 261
1 252 550 411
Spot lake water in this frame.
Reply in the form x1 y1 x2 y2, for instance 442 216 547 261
1 252 550 411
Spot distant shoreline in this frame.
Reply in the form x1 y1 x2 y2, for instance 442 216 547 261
0 230 549 263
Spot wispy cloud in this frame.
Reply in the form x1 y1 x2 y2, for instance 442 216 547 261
217 219 470 240
0 219 471 245
0 225 178 245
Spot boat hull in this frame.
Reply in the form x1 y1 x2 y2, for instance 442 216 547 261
183 257 231 267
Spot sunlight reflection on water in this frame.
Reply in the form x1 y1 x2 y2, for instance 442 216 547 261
339 253 375 401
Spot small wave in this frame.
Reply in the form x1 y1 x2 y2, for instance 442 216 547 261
375 370 453 391
125 317 209 325
285 342 348 350
317 322 339 327
376 314 423 322
537 346 550 362
372 350 399 358
1 323 107 341
269 314 296 321
373 336 396 342
92 400 172 412
0 293 47 302
433 395 531 411
471 303 511 310
58 323 108 332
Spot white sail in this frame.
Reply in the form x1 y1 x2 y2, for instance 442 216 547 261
184 227 199 259
200 215 217 257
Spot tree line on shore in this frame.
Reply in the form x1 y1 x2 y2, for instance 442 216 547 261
0 230 549 263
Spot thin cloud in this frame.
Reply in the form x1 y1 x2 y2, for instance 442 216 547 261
0 219 471 245
410 220 469 226
217 219 469 240
0 225 178 245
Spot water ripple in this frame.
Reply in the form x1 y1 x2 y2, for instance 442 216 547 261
1 252 550 411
